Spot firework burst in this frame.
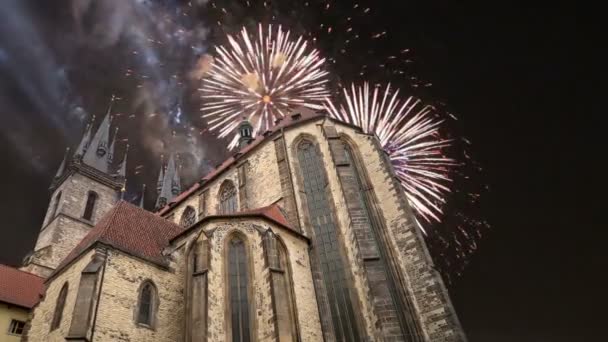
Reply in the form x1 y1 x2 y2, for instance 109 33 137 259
325 82 457 227
200 24 330 149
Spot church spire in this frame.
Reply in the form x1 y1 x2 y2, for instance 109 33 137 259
139 184 146 208
171 155 181 196
155 154 181 209
117 144 128 179
108 127 119 165
74 117 94 159
53 148 70 180
156 155 165 195
83 96 115 173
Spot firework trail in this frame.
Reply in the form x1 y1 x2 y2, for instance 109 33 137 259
325 82 456 226
200 24 330 149
201 2 490 281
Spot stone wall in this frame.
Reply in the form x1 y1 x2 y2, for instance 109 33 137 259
163 137 283 225
25 171 119 277
284 123 377 340
42 172 118 228
334 124 467 341
161 118 465 341
172 218 322 342
92 250 185 341
25 217 92 277
26 249 96 342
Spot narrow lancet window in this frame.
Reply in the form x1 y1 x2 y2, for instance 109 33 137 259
51 282 68 331
83 191 98 221
228 236 251 342
137 281 157 327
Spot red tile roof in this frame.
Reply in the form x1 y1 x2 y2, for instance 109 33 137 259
157 109 326 215
237 204 292 228
0 264 45 308
51 201 182 279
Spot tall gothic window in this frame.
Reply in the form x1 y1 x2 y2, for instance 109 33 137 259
82 191 98 221
296 140 361 341
264 231 298 340
219 180 237 214
51 191 62 218
137 281 157 327
51 282 68 331
228 236 251 342
180 206 196 227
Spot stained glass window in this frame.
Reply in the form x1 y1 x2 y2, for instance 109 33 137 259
180 206 196 227
228 237 251 342
296 140 361 341
220 181 238 214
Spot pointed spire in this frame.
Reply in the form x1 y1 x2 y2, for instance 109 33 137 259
139 184 146 208
83 96 115 173
118 144 129 178
156 154 181 209
54 148 70 180
156 155 165 195
171 155 181 196
108 127 119 164
74 117 94 159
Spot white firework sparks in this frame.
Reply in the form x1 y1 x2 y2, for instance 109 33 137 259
325 82 456 227
200 24 330 149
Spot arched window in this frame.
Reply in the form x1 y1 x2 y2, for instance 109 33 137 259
51 282 68 331
219 181 237 214
180 206 196 228
264 231 298 340
51 191 62 218
296 139 361 341
82 191 98 221
228 236 251 342
137 281 157 327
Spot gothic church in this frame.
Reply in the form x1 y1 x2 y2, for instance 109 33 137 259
20 108 466 341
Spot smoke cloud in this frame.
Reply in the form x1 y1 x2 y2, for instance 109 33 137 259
69 0 214 187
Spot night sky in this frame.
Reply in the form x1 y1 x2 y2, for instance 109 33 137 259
0 1 597 341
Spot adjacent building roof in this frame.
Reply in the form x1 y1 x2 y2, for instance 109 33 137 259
170 203 309 243
52 201 182 280
158 109 326 215
0 264 45 308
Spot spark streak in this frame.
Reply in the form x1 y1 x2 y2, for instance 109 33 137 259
325 82 457 225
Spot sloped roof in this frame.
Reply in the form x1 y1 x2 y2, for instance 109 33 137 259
237 204 292 229
0 264 45 308
170 203 308 243
52 201 182 279
158 109 326 215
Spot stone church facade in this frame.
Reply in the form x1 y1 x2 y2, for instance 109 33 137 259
20 108 466 341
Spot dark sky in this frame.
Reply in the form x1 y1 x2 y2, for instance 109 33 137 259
0 1 598 341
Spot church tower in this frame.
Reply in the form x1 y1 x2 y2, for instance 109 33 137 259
21 104 127 278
